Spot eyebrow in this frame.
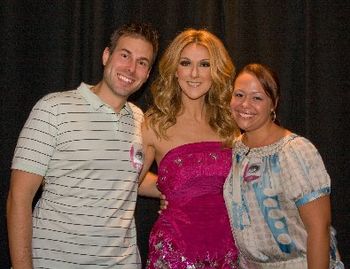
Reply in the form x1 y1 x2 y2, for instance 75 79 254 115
233 88 264 94
179 56 210 61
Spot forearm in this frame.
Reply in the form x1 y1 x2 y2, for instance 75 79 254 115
138 172 160 198
306 223 330 269
7 195 34 269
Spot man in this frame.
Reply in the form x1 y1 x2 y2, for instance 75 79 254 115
7 22 159 269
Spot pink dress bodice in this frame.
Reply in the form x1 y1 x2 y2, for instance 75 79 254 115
147 142 239 268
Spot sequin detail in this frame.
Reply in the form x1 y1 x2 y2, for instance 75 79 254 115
148 142 239 269
147 231 239 269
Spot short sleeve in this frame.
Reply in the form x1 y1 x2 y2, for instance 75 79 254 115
11 94 58 176
280 136 331 207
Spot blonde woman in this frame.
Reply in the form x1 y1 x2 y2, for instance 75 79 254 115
139 29 240 268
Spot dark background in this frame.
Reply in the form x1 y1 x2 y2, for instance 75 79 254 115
1 1 349 268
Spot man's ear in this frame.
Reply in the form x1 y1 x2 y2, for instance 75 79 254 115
102 47 110 66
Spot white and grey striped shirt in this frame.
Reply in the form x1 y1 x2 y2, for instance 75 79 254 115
12 82 143 268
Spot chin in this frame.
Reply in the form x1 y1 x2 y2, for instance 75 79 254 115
237 122 255 132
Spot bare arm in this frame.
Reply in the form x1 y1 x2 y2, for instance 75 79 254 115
299 195 331 269
138 172 160 198
7 169 43 269
138 120 161 198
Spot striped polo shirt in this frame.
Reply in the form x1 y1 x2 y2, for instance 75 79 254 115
12 82 143 268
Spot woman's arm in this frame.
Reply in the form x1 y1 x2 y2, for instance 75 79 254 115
138 172 161 198
299 195 331 269
138 120 161 198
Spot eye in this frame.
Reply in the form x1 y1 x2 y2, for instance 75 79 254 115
120 52 129 59
179 60 191 66
200 61 210 67
253 96 263 101
248 164 260 173
138 60 149 68
233 92 243 98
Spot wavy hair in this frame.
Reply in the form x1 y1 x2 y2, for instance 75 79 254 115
146 28 240 143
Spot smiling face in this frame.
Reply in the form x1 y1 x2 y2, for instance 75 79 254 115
230 72 275 133
175 43 212 101
102 35 154 100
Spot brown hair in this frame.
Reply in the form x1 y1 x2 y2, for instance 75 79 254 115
108 22 159 65
235 63 280 111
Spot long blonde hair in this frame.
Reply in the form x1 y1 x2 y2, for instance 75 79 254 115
146 28 239 143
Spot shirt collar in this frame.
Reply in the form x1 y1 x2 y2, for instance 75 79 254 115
78 82 132 115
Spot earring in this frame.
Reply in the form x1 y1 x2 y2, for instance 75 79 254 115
271 110 277 122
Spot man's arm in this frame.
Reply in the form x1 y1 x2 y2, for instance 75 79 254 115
7 169 43 269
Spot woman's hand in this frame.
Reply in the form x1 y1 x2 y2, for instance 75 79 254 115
158 193 168 214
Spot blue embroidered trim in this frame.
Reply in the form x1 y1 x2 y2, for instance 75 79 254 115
295 187 330 207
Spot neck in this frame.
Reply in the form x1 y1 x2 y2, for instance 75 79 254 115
179 98 207 121
242 123 287 148
92 82 126 112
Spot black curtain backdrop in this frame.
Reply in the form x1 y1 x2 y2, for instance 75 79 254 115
1 1 349 268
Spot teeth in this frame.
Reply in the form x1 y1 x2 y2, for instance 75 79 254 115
188 81 201 87
239 112 253 118
118 74 133 84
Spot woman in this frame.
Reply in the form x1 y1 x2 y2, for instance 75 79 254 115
138 29 240 268
224 63 344 269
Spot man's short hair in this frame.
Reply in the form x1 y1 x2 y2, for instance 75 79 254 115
109 22 159 65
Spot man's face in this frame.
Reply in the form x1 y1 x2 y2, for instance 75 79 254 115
102 35 154 99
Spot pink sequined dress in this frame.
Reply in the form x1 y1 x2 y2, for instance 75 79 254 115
147 142 239 268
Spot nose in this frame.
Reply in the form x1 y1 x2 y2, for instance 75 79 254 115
241 96 250 107
191 65 199 78
127 59 137 73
